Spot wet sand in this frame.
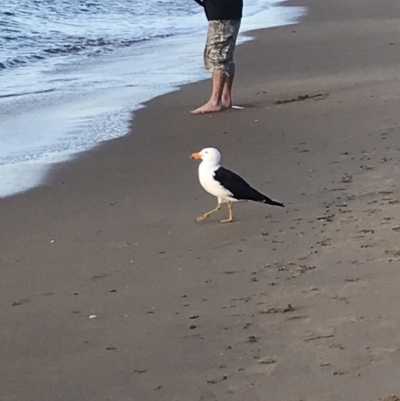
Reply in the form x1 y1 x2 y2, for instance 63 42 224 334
1 0 400 400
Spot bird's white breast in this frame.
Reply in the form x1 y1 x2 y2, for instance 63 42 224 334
198 162 235 202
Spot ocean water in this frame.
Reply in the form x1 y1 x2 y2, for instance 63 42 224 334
0 0 306 198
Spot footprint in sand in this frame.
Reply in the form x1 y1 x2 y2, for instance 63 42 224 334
246 356 277 377
366 347 400 365
11 298 31 306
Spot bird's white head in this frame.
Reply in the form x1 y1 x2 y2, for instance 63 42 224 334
190 147 221 165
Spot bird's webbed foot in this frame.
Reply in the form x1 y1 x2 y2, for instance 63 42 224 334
196 202 222 222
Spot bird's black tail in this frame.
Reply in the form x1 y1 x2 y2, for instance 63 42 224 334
239 184 284 207
261 195 284 207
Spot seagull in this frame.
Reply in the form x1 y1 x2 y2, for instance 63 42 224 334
190 147 284 223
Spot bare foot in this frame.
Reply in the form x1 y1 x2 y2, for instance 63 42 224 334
221 99 232 110
190 101 223 114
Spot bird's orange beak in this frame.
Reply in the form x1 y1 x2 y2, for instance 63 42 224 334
190 152 201 160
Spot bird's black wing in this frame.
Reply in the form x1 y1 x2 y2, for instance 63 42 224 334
192 0 204 6
214 167 284 207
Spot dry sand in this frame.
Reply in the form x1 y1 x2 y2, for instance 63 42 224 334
1 0 400 400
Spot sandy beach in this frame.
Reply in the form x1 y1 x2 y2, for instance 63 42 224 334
1 0 400 400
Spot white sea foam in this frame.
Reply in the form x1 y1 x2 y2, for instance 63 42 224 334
0 1 306 198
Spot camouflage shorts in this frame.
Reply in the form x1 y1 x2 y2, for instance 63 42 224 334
204 19 241 75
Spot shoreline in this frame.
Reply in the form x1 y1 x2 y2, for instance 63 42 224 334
2 0 400 400
0 0 305 199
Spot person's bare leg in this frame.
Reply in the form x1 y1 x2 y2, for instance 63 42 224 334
191 71 227 114
221 63 235 109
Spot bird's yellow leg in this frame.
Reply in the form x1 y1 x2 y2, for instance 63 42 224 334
196 202 222 222
220 201 234 223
